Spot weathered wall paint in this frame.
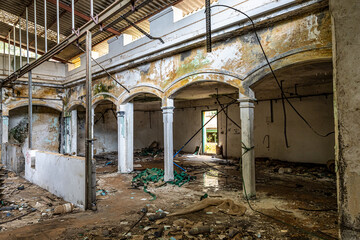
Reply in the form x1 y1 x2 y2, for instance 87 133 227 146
330 0 360 238
9 106 61 153
64 11 332 110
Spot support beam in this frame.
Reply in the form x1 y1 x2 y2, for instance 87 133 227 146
85 30 95 210
330 0 360 238
239 90 256 199
34 0 38 58
46 0 121 35
28 71 33 149
71 109 77 155
1 116 9 165
117 103 134 173
162 98 174 181
2 0 131 86
44 0 47 52
56 0 60 44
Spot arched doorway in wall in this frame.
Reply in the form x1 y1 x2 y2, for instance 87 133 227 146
249 60 335 164
168 80 241 189
92 100 118 167
5 105 61 173
8 105 62 152
131 93 164 170
247 59 338 236
169 81 240 158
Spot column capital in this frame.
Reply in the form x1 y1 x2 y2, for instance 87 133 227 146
117 111 125 117
239 101 255 108
161 106 175 112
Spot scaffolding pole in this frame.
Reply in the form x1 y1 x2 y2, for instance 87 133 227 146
28 71 32 149
44 0 47 52
34 0 38 59
19 19 22 67
85 30 95 210
56 0 60 44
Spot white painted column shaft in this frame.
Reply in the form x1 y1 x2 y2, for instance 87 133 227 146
162 99 174 181
239 90 256 199
118 103 133 173
71 109 77 155
2 116 9 144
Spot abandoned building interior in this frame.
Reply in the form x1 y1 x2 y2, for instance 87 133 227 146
0 0 358 239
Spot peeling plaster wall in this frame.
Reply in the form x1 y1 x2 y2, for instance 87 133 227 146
134 110 164 151
93 103 118 154
8 106 61 153
65 10 332 108
330 0 360 238
254 96 334 163
131 96 334 162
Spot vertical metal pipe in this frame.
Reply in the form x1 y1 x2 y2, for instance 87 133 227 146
85 30 95 210
8 33 10 75
90 0 93 17
13 26 16 71
19 20 22 67
34 0 37 59
56 0 60 44
28 71 32 149
26 7 29 64
71 0 75 31
0 87 2 146
44 0 47 52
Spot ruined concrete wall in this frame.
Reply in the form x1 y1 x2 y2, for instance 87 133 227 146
255 95 334 164
77 110 85 156
1 143 25 174
65 10 332 109
330 0 360 238
93 103 118 154
25 150 85 207
8 106 61 153
134 110 164 151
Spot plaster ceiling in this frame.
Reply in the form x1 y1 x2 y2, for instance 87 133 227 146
251 60 333 100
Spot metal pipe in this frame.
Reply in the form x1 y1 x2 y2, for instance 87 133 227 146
56 0 60 44
28 70 33 149
85 30 95 210
26 7 29 64
71 0 75 31
13 26 16 71
34 0 38 59
19 19 22 67
0 87 2 146
90 0 93 17
44 0 47 52
8 33 10 75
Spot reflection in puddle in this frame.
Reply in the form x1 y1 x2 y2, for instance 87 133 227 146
203 170 219 191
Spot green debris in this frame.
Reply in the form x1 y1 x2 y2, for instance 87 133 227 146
132 168 196 201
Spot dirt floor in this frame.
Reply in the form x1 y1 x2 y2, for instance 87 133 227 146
0 154 338 240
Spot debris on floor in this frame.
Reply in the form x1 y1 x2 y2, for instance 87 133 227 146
131 168 196 200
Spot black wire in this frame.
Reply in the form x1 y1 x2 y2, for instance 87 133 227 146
210 5 334 139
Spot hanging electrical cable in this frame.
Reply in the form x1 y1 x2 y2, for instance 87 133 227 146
205 4 334 147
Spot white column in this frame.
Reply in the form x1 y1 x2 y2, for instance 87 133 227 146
64 116 71 154
70 109 77 155
2 116 9 144
162 98 174 181
239 90 256 199
118 103 133 173
1 116 9 165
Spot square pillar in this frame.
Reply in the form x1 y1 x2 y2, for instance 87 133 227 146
64 115 71 154
162 98 174 181
1 116 9 165
117 103 133 173
2 116 8 144
70 110 77 155
239 90 256 199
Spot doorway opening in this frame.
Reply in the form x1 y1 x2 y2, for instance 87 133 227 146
202 110 218 154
